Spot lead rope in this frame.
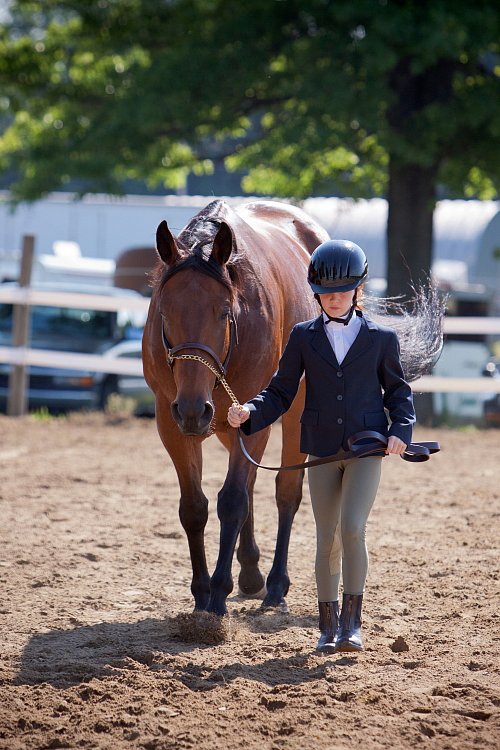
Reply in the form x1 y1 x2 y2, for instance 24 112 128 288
168 353 440 467
168 353 240 406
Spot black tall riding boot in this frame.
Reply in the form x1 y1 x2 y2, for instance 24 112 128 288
316 600 339 654
334 593 364 653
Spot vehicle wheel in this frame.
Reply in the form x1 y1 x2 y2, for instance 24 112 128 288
99 377 119 411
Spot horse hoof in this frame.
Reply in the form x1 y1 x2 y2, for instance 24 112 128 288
261 596 289 613
205 598 228 617
237 583 267 600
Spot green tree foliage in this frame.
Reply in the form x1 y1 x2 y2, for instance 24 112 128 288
0 1 499 294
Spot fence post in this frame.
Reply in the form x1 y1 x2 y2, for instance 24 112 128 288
7 235 35 416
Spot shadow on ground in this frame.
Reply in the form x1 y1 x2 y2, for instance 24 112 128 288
13 609 355 690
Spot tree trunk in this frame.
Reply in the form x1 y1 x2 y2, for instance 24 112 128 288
386 160 438 425
386 159 437 300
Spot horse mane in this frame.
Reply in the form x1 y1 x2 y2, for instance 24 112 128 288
152 201 252 306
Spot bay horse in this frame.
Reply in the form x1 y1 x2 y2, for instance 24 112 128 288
142 199 329 616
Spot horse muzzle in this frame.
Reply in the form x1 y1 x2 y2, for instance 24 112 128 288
171 398 215 436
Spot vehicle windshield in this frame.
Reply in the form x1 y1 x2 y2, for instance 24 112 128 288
0 304 116 352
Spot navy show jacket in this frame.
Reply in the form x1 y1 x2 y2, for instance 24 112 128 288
241 311 415 457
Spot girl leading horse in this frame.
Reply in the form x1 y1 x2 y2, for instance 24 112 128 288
143 199 444 621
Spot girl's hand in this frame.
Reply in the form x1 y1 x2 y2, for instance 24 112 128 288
386 435 407 455
227 404 250 428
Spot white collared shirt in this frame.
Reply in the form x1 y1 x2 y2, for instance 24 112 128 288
323 310 362 365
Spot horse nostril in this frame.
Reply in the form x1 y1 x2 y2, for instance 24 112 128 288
171 401 181 424
202 401 214 425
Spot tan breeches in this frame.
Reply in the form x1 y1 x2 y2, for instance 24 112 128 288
307 456 383 602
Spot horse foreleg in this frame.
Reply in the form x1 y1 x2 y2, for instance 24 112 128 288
179 486 211 612
216 430 266 599
156 406 210 611
262 468 304 610
263 394 306 610
207 429 269 616
236 472 267 598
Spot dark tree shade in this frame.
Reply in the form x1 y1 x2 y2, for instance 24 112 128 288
0 1 498 295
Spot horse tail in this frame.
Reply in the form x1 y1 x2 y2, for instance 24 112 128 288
364 281 446 383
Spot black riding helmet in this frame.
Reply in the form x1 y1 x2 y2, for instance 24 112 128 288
308 240 368 294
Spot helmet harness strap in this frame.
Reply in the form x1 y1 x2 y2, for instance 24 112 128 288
315 289 358 326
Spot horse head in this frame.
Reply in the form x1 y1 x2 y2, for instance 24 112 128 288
155 218 238 436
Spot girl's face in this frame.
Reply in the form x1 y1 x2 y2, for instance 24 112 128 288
320 290 354 318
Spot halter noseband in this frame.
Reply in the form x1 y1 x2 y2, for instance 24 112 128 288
161 311 238 384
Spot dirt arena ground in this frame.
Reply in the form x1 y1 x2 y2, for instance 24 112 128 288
0 412 498 750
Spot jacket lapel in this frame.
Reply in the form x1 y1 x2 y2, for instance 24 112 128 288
309 315 340 369
308 313 376 370
341 315 375 367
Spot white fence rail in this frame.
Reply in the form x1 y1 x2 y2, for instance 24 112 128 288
412 375 500 394
1 287 500 390
0 286 150 313
0 346 144 376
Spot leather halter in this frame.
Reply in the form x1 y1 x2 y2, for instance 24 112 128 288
160 311 238 382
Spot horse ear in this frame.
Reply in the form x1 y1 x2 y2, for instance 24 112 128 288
156 220 179 265
210 222 235 267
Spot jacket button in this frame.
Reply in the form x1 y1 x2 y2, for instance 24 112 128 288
337 394 343 401
337 371 343 378
337 418 343 424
